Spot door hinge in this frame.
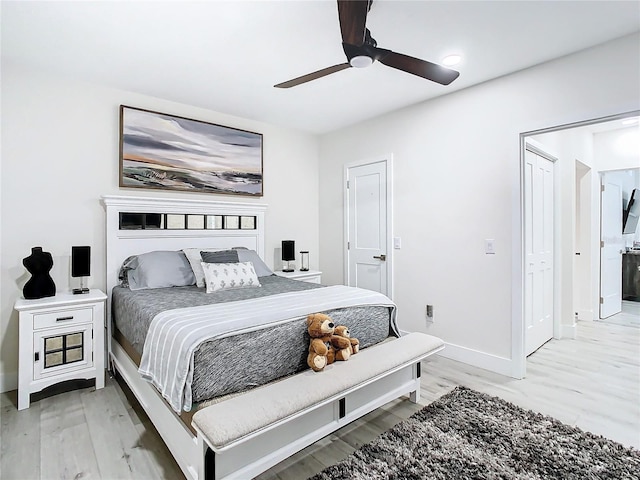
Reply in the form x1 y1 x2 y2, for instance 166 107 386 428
346 180 350 189
601 184 605 192
600 297 604 304
35 352 39 362
347 241 350 250
601 240 605 248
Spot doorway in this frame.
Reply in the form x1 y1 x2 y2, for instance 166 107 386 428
516 111 640 377
344 157 393 297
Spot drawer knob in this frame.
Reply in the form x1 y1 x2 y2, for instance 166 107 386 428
56 316 74 322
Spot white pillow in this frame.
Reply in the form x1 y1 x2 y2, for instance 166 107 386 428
234 248 273 277
201 261 261 293
122 251 195 291
183 248 222 288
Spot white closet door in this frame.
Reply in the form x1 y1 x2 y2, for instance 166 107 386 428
524 149 554 356
599 174 623 318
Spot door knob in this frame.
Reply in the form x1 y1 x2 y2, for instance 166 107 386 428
373 254 386 261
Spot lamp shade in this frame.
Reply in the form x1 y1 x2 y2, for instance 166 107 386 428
282 240 295 261
71 246 91 277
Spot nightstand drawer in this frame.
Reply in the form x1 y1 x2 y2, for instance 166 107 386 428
33 308 93 330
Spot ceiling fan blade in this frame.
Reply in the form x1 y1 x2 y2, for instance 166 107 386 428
337 0 370 46
378 50 460 85
274 63 351 89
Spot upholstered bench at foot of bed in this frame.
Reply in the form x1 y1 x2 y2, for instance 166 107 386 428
192 331 444 480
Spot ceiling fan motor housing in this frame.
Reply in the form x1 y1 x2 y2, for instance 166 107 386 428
343 41 388 68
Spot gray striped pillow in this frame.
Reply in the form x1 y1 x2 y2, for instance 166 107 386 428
201 249 239 264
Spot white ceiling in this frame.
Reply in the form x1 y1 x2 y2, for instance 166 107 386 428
2 1 639 134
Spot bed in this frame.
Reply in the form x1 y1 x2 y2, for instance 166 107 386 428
102 195 441 480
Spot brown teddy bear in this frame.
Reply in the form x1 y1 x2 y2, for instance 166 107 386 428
333 325 360 361
306 313 351 372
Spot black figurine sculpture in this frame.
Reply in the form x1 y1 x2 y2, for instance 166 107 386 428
23 246 56 299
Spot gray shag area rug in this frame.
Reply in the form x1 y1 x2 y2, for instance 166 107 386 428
309 386 640 480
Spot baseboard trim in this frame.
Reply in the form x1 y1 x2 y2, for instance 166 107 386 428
1 372 17 393
576 308 593 321
399 331 515 378
437 342 514 378
560 322 577 339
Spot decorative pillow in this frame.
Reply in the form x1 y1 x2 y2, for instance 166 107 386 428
183 248 224 288
118 255 136 287
200 250 239 264
201 261 261 293
233 248 274 277
124 251 195 291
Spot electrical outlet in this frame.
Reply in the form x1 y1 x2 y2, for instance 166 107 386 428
426 304 433 321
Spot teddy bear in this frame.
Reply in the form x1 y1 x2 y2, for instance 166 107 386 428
333 325 360 361
306 313 351 372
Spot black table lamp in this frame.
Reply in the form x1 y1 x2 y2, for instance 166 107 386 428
71 246 91 294
282 240 295 272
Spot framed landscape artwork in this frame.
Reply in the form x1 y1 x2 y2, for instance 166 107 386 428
119 106 263 196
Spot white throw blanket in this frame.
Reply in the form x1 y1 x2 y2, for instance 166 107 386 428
138 285 398 413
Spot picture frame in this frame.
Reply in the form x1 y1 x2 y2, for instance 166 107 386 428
119 105 263 196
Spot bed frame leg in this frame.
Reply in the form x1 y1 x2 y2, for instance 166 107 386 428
409 361 421 403
196 435 213 480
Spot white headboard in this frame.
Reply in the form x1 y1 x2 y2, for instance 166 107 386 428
101 195 268 352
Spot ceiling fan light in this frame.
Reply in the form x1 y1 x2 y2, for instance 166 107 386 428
350 55 373 68
442 54 461 66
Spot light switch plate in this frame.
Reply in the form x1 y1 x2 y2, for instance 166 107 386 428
393 237 401 249
485 239 496 254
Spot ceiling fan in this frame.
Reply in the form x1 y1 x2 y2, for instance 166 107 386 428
274 0 460 89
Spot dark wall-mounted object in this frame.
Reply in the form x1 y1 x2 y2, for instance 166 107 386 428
23 247 56 299
623 188 639 235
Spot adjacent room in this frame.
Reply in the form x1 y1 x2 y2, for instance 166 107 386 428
1 1 639 479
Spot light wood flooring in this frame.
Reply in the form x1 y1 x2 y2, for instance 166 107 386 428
600 300 640 328
1 319 638 479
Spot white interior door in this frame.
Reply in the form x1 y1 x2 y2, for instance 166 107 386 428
600 174 624 318
524 148 555 356
346 161 389 295
574 161 592 321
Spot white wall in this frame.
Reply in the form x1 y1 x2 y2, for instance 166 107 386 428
594 127 640 172
0 62 320 391
318 33 640 376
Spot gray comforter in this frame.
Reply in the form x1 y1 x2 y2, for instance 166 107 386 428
112 275 395 404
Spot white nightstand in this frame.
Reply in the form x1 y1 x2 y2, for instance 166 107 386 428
275 270 322 284
14 289 107 410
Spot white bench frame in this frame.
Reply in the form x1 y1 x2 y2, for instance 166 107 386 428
193 339 443 480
